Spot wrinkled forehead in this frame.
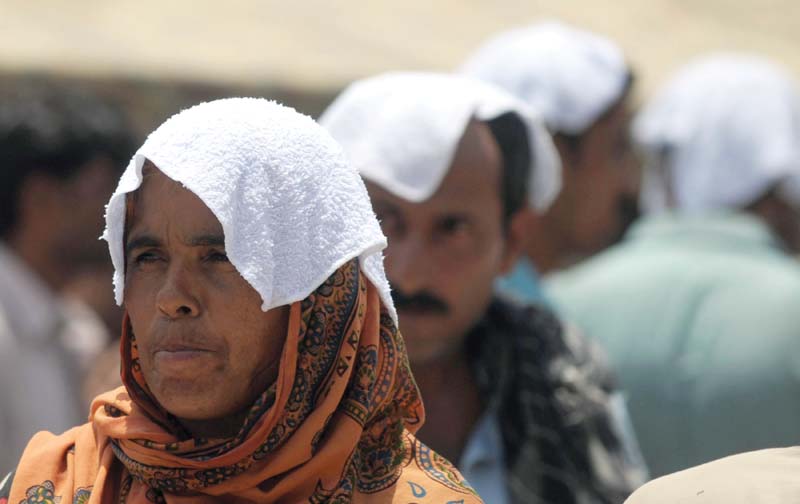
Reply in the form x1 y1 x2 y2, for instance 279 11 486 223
123 161 225 244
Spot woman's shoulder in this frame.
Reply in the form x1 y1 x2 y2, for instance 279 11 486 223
390 434 484 503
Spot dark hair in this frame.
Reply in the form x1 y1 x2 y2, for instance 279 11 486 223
486 112 531 227
555 71 635 155
0 80 136 238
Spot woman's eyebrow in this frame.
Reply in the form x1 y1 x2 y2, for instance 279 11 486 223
125 235 161 256
188 234 226 247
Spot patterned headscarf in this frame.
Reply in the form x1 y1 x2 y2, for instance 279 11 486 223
9 260 480 503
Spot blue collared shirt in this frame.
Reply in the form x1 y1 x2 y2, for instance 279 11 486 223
459 409 510 504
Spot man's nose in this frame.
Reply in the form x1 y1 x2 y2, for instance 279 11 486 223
156 263 201 319
385 237 433 295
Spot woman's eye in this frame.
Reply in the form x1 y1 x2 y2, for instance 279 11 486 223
134 252 160 264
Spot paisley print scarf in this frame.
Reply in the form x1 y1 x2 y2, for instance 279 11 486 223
9 260 480 503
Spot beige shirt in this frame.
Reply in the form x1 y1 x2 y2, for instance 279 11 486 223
626 447 800 503
0 244 107 474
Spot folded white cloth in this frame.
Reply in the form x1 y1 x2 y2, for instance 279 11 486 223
319 72 561 211
634 53 800 213
102 98 395 320
460 20 630 135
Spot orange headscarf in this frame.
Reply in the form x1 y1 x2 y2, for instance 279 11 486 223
9 260 481 503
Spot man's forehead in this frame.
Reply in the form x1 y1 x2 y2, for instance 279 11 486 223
367 169 501 218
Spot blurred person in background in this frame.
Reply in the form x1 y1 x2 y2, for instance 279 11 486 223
321 72 646 504
547 54 800 477
2 98 481 504
0 81 134 474
64 263 127 406
462 20 640 305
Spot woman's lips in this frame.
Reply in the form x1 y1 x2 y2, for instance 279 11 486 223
152 343 216 370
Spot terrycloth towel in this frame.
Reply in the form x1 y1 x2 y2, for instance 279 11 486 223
634 53 800 213
461 20 630 135
102 98 396 321
319 72 561 211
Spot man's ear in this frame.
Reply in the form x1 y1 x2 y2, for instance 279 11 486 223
499 208 534 275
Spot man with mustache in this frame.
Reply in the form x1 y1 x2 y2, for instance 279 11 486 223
321 72 645 504
462 21 640 304
553 55 800 481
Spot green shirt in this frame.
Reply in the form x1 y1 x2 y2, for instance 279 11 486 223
547 212 800 477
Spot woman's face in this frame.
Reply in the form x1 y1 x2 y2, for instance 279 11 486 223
124 164 289 423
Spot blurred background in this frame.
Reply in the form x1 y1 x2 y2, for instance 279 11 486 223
2 0 798 131
3 0 796 343
2 0 800 484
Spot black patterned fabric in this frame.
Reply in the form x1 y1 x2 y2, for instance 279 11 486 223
466 297 640 504
0 471 11 502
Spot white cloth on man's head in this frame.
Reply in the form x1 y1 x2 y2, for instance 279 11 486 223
460 20 630 135
102 98 395 321
635 54 800 213
319 72 561 211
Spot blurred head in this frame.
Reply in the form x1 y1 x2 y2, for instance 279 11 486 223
321 73 559 365
547 80 639 256
0 81 135 276
462 21 640 263
123 162 288 422
367 119 528 364
634 54 800 252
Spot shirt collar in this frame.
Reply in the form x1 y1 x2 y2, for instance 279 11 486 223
459 407 505 472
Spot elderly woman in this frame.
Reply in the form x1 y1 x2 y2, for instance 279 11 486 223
1 99 480 503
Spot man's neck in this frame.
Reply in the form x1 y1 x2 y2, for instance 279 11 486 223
524 231 564 274
412 348 483 465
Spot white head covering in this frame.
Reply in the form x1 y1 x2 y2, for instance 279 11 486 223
319 72 561 211
102 98 396 321
460 20 630 135
634 53 800 213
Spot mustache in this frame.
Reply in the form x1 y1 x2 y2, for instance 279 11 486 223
390 286 449 315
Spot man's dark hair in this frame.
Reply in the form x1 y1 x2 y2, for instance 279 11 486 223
486 112 531 227
555 71 635 155
0 80 136 238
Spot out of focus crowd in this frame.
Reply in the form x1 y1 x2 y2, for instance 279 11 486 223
2 17 800 504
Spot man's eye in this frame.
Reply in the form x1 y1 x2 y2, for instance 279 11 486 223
206 251 229 262
439 217 469 234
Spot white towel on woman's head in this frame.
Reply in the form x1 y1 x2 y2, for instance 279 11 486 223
461 20 630 136
634 53 800 213
102 98 396 321
319 72 561 212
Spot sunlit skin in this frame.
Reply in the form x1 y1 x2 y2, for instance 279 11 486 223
367 120 527 461
123 163 289 438
531 94 641 271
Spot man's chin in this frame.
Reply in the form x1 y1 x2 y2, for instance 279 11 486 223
396 313 439 340
399 331 461 366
